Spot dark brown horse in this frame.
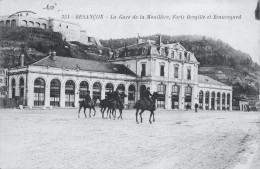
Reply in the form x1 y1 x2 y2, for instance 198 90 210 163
134 92 159 124
100 99 114 119
111 93 127 120
100 93 127 120
78 98 97 118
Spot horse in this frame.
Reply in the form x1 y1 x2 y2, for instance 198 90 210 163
107 93 127 120
100 99 114 119
78 98 97 118
134 92 159 124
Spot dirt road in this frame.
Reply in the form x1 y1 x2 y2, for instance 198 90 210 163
0 109 259 169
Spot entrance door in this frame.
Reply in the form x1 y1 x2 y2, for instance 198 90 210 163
171 95 179 109
171 85 179 109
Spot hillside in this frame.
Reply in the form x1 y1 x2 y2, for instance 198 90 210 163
0 26 111 68
101 35 260 105
0 27 259 105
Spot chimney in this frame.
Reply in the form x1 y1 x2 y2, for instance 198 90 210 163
157 35 162 46
137 33 142 44
20 54 24 67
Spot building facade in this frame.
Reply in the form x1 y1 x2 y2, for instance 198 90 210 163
7 38 233 110
110 37 232 110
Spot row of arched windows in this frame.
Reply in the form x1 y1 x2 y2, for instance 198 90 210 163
199 91 231 110
0 20 16 26
0 20 47 29
11 77 137 107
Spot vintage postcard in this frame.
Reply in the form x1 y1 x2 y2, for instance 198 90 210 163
0 0 260 169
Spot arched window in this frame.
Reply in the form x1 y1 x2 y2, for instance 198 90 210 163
222 93 226 110
199 90 203 109
19 77 24 98
50 79 61 107
79 81 89 101
184 86 192 108
227 93 230 110
128 85 136 105
42 23 46 29
11 19 16 26
36 22 40 27
0 20 4 26
11 78 16 98
205 91 209 110
157 84 166 109
28 21 34 27
34 78 45 106
187 67 191 80
211 92 215 110
65 80 75 107
6 20 10 26
140 85 146 100
217 92 221 110
21 20 27 26
171 85 179 109
93 82 101 100
105 83 114 98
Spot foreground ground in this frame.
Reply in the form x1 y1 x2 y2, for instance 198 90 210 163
0 108 259 169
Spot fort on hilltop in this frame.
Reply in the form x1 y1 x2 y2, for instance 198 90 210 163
0 11 102 46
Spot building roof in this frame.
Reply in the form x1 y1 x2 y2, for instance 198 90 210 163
31 56 136 76
198 74 230 87
113 40 199 63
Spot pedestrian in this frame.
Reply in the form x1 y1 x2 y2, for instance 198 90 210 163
195 103 198 113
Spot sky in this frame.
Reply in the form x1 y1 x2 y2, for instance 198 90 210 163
0 0 259 64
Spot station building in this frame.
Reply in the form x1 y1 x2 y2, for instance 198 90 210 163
6 37 233 110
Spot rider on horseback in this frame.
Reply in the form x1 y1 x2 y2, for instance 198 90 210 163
85 90 92 106
144 87 155 109
113 88 124 108
106 90 113 101
144 87 152 102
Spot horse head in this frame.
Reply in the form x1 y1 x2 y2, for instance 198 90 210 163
151 92 159 101
120 92 127 98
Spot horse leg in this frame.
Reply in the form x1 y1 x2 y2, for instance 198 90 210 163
139 110 145 123
83 107 87 118
118 109 123 120
102 107 106 119
107 108 110 119
112 108 116 120
89 108 91 118
78 106 82 118
136 109 139 124
149 111 153 124
93 107 96 117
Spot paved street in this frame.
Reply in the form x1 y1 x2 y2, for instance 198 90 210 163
0 108 259 169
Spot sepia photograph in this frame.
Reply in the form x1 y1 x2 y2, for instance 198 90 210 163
0 0 260 168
